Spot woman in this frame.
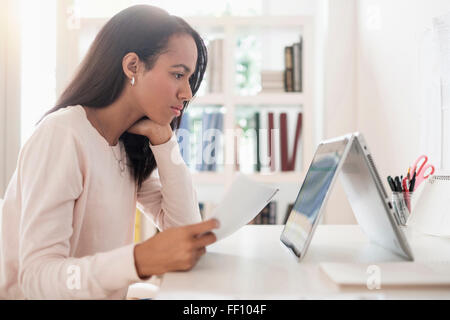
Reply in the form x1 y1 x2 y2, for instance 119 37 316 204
0 5 219 299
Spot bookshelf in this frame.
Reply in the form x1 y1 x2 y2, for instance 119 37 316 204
58 12 316 227
186 15 316 225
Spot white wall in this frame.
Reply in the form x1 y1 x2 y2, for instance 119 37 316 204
321 0 357 224
0 0 6 197
321 0 450 224
356 0 450 189
0 0 21 198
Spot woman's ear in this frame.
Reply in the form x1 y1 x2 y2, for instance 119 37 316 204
122 52 140 83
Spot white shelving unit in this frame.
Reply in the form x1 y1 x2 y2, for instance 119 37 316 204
187 15 315 189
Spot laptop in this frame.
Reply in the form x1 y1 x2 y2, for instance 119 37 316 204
280 132 414 261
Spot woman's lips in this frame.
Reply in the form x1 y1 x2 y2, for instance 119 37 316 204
170 107 181 116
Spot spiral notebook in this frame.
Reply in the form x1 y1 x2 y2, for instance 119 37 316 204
408 173 450 237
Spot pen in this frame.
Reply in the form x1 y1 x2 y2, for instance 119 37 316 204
409 171 416 192
402 177 409 195
394 176 403 192
387 176 397 192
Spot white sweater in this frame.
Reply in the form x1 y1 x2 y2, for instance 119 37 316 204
0 105 201 299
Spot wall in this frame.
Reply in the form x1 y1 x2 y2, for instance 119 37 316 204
321 0 357 224
0 0 21 198
322 0 450 224
356 0 450 185
0 0 6 197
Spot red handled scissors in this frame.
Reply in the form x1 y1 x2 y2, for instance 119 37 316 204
411 155 435 191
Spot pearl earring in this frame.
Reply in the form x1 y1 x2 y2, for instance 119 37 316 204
131 77 135 86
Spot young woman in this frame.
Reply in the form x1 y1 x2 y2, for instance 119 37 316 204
0 5 219 299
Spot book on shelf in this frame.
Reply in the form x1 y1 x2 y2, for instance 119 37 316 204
292 39 303 92
280 112 302 171
176 112 191 166
236 110 303 173
268 112 276 171
255 112 261 172
198 112 224 171
283 36 303 93
179 109 302 174
283 203 294 224
198 202 218 220
284 46 294 92
249 201 277 225
261 70 284 93
176 111 224 172
207 39 223 93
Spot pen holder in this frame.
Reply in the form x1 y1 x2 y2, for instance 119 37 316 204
391 192 413 226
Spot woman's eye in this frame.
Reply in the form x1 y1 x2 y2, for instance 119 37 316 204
174 73 184 79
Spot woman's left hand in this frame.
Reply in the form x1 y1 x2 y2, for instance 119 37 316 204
127 117 173 145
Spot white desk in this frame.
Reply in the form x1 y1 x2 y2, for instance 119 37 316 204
154 225 450 300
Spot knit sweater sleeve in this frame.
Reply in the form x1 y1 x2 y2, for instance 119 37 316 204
136 133 202 230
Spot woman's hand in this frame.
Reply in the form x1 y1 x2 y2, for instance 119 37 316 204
127 117 173 145
133 219 220 278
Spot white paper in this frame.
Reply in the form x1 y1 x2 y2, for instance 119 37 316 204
320 262 450 287
206 173 279 241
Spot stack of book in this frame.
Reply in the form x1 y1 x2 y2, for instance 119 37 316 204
235 110 303 173
284 36 303 92
175 111 225 172
176 109 302 174
207 39 224 93
261 70 284 93
196 112 224 171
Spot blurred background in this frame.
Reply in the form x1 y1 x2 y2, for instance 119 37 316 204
1 0 450 240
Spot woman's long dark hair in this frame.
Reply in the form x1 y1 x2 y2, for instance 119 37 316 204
41 5 207 190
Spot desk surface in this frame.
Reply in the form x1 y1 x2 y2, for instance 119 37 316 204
155 225 450 299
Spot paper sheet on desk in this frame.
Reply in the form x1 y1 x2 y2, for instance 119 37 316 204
205 174 279 241
320 262 450 287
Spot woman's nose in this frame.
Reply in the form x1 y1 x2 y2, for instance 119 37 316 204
178 81 193 102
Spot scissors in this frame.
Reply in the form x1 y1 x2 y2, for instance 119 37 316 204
411 155 435 191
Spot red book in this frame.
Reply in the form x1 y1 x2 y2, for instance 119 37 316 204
287 113 303 170
280 113 303 171
280 113 289 171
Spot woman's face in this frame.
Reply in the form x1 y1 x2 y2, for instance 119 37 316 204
134 33 198 125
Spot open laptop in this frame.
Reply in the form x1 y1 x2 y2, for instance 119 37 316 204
280 132 414 261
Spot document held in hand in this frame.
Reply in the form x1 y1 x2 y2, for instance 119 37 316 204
206 173 279 241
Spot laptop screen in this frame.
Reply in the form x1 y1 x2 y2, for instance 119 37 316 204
280 139 348 258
